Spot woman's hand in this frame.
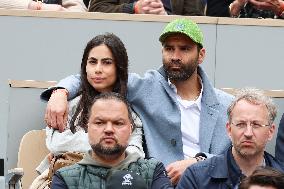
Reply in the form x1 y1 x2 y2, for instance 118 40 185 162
44 89 69 132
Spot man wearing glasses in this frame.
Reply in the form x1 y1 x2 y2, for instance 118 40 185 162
176 88 284 189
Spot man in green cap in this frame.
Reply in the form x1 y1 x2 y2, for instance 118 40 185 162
41 18 233 185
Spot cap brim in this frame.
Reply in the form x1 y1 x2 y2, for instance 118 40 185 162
159 31 202 47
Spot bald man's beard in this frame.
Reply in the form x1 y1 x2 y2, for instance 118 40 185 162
163 56 199 81
91 140 127 161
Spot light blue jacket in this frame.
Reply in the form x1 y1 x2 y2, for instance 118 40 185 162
41 66 233 166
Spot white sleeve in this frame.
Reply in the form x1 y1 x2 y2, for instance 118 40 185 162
126 110 145 158
0 0 31 9
46 127 90 154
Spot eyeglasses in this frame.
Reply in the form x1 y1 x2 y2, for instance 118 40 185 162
231 121 271 130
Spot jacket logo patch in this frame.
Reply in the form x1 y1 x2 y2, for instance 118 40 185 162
122 174 133 186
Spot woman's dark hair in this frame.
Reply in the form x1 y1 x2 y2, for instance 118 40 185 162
239 167 284 189
70 33 128 133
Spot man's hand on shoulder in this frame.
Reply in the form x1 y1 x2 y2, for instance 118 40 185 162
166 158 197 185
45 89 68 132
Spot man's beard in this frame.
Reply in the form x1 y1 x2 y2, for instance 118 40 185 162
163 58 198 81
233 141 263 159
91 141 127 161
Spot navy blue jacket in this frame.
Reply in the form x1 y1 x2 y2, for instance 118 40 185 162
176 147 284 189
276 113 284 163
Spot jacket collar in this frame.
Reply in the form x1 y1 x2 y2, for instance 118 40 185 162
76 151 141 179
208 147 243 188
158 66 221 152
198 66 221 152
78 150 141 170
208 149 229 179
157 66 218 106
263 151 284 172
208 147 284 188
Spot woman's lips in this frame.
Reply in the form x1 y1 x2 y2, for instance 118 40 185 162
92 77 104 83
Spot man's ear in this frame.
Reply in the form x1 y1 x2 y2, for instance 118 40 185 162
226 122 232 140
198 48 205 65
268 123 276 141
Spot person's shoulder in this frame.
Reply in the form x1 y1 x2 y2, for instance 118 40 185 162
181 158 213 183
134 157 164 174
128 69 165 89
265 151 284 172
57 163 82 175
214 88 234 100
179 155 227 189
137 157 160 166
190 154 225 173
191 156 214 169
129 69 161 79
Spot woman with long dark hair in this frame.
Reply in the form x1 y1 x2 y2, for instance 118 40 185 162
46 33 143 157
31 33 143 188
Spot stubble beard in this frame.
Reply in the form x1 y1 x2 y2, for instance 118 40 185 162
233 142 263 160
163 57 199 81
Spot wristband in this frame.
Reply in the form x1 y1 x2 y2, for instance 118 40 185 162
194 152 207 162
52 88 69 96
195 156 206 161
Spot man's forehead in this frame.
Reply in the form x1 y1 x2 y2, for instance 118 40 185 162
164 33 195 44
92 114 128 121
90 99 129 118
231 100 269 119
234 99 267 110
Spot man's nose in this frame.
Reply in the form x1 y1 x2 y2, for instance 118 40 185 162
171 50 181 61
104 122 114 133
243 125 254 137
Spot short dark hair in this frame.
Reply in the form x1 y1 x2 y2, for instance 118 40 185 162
239 167 284 189
88 92 135 130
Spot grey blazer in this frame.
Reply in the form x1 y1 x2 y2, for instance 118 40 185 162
41 67 233 166
127 66 233 166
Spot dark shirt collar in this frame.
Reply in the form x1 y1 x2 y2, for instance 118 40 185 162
227 146 245 188
208 147 245 188
209 147 282 189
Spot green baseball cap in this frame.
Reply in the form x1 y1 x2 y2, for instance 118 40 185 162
159 18 204 47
